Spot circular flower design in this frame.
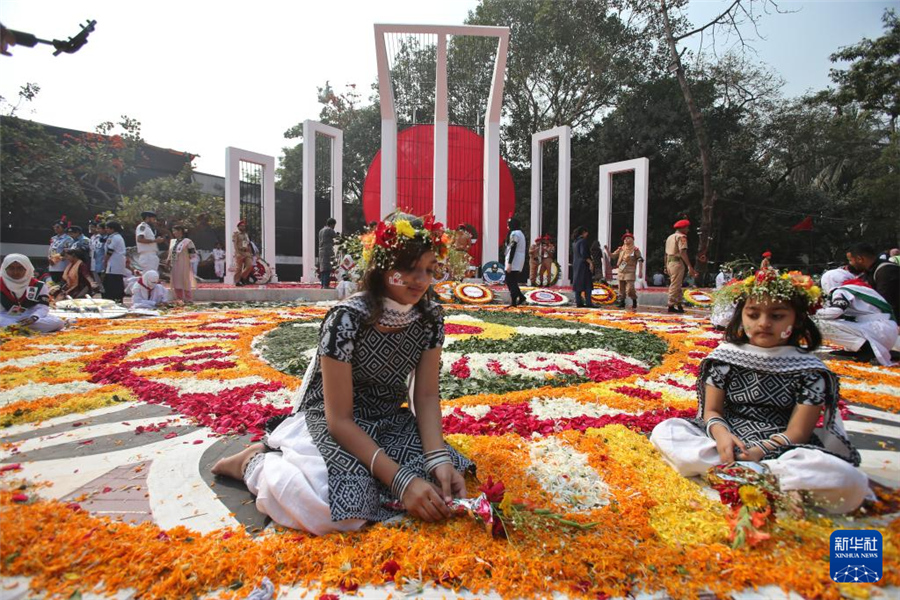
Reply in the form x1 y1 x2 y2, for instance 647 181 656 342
591 283 617 305
524 289 569 306
454 283 495 305
434 281 457 302
683 289 713 308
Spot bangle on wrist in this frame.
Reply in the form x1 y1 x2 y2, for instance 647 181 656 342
391 467 417 502
369 448 383 474
705 417 730 440
770 432 792 446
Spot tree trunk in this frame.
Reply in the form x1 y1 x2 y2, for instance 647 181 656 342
659 0 716 275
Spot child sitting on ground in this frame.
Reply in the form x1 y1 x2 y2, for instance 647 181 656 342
650 269 870 514
0 254 65 332
130 270 168 309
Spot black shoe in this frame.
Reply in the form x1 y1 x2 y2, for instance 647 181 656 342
631 298 638 309
668 306 678 313
675 305 686 313
235 280 244 287
828 349 858 358
518 294 527 305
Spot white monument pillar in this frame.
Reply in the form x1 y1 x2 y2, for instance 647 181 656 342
375 27 397 219
301 120 344 283
433 33 449 224
598 158 650 286
224 147 277 284
374 24 509 245
530 126 572 285
480 32 509 264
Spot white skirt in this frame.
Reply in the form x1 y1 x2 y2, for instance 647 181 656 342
650 418 871 514
244 412 367 535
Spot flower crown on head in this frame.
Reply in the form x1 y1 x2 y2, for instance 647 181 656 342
359 211 450 272
715 268 822 313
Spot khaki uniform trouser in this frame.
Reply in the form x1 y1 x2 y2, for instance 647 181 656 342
618 279 637 300
667 259 686 306
529 259 540 282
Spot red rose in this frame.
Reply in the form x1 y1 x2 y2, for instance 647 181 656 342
478 476 506 503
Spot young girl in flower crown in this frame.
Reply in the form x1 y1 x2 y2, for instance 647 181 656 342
212 213 471 534
650 269 870 514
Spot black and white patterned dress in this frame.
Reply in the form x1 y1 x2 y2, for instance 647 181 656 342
267 294 473 523
693 342 859 465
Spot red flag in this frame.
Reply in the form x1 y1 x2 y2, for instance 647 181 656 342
790 216 813 232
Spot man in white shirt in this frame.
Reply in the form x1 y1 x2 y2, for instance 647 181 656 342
504 217 528 306
135 211 164 274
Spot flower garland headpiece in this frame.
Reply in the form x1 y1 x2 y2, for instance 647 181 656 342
359 212 450 272
715 268 822 313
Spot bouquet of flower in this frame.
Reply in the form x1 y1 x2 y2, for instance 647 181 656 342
706 462 803 549
448 477 599 540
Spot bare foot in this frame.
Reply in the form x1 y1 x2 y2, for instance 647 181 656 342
211 443 264 480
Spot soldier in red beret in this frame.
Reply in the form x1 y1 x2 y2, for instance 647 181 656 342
665 219 698 313
760 251 772 270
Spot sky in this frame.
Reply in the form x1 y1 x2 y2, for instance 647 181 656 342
1 0 896 176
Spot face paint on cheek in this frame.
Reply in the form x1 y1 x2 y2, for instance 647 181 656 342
388 272 406 288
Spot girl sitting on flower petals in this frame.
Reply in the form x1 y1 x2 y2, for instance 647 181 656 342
650 269 870 514
212 213 471 535
0 254 65 333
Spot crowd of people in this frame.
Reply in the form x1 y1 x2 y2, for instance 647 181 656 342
5 213 899 372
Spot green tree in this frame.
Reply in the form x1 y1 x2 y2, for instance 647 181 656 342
466 0 664 164
278 83 381 233
823 9 900 132
1 115 89 229
117 165 225 231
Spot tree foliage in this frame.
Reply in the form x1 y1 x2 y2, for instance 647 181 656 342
117 165 225 231
824 9 900 131
270 1 897 273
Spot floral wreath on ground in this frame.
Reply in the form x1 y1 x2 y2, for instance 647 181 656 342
453 282 494 304
524 288 569 306
433 281 457 303
683 288 714 308
591 282 617 305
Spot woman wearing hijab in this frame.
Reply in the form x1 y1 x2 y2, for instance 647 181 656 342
0 254 65 333
130 270 168 309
